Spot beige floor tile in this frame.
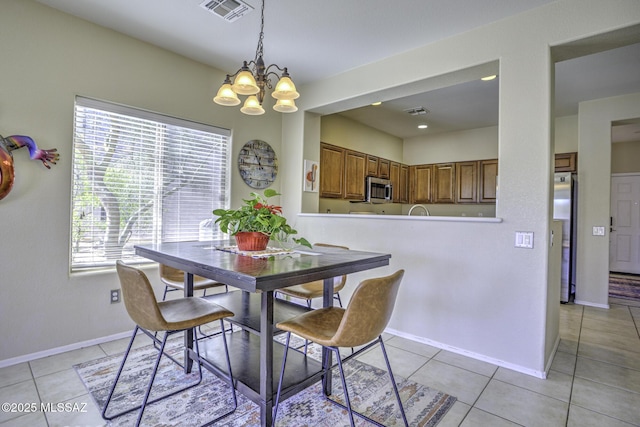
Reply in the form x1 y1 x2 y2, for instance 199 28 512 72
409 359 490 405
34 368 88 404
385 336 441 359
460 407 521 427
44 394 105 427
558 337 579 355
0 363 32 388
356 343 428 379
579 326 640 354
98 332 154 356
434 351 498 377
567 404 637 427
550 350 577 375
0 411 47 427
575 356 640 394
584 304 633 323
493 367 573 402
474 379 568 427
0 381 40 423
29 346 107 378
571 377 640 425
578 341 640 371
582 316 638 338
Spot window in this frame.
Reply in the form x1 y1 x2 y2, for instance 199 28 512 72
71 97 231 271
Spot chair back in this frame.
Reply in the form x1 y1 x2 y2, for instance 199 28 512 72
159 264 185 283
314 243 349 291
116 261 167 331
331 269 404 348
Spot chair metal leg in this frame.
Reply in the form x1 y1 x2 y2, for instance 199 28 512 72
379 337 409 427
102 327 205 424
333 346 356 427
272 332 292 427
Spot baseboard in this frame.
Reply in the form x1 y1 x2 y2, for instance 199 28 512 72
543 334 561 379
385 327 547 379
574 299 610 309
0 330 132 369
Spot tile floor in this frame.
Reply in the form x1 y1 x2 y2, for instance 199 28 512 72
1 297 639 427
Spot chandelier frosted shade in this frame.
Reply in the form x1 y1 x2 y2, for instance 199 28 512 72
272 75 299 100
273 98 298 113
240 95 265 115
231 70 260 95
213 83 241 106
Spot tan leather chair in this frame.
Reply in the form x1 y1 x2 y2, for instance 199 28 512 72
276 243 348 308
160 263 228 300
273 269 408 427
102 261 237 427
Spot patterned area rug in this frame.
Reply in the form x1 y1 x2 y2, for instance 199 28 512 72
75 334 456 426
609 272 640 301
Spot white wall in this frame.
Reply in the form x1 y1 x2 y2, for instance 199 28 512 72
0 0 282 363
280 0 640 376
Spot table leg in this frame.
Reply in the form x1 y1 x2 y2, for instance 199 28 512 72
183 272 194 373
322 277 335 396
260 290 274 427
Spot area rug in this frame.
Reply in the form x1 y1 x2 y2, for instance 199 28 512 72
609 272 640 301
75 335 456 426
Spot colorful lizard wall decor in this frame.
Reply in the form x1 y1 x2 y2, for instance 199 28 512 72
0 134 59 201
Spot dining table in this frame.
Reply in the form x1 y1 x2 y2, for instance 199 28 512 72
135 240 391 427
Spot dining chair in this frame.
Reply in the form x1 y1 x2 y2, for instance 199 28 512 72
276 243 349 308
160 264 230 339
272 269 408 427
102 261 237 427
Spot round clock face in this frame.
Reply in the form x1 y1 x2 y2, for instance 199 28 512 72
238 140 278 189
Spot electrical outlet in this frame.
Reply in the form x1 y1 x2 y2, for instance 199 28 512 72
110 289 121 304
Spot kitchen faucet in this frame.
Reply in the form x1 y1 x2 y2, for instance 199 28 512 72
408 204 430 216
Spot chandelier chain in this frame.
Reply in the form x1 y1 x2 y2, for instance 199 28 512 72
254 0 266 64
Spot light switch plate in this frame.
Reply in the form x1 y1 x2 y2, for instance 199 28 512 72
515 231 534 248
592 226 606 236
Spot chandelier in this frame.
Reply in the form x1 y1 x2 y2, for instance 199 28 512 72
213 0 299 115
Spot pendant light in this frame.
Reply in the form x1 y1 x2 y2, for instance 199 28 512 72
213 0 299 115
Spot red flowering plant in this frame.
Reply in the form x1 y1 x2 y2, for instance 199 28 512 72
213 189 311 248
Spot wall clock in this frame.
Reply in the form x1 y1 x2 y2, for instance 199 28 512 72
237 139 278 189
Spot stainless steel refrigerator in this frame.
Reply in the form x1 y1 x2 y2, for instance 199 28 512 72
553 172 578 303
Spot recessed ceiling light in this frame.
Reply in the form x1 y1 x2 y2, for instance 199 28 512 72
481 75 497 81
371 101 382 106
418 124 428 129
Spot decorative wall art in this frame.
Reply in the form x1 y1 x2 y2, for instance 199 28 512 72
303 159 318 192
0 134 59 201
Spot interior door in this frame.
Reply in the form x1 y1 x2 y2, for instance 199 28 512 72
610 174 640 274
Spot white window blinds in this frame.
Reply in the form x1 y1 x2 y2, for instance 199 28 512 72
70 97 231 270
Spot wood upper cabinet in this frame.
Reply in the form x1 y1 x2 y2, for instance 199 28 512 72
399 164 409 203
455 161 478 203
366 155 379 177
390 162 400 202
479 159 498 203
378 158 390 179
319 143 344 198
555 152 577 172
433 163 456 204
344 149 366 200
410 164 433 204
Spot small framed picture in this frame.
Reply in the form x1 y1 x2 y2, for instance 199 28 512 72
303 160 319 192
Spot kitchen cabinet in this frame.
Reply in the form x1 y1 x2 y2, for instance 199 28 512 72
366 155 379 177
319 143 344 198
344 149 366 200
479 159 498 203
555 152 577 172
455 161 478 203
433 163 456 204
410 164 433 204
390 162 401 202
399 164 409 203
378 158 390 179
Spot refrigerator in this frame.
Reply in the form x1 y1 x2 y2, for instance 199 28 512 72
553 172 578 303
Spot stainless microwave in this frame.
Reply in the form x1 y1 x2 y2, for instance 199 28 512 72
366 176 392 203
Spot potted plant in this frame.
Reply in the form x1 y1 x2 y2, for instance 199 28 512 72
213 189 311 251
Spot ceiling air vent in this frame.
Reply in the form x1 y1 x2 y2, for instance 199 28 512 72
200 0 253 22
404 107 429 116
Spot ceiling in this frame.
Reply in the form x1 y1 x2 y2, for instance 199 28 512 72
37 0 640 141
